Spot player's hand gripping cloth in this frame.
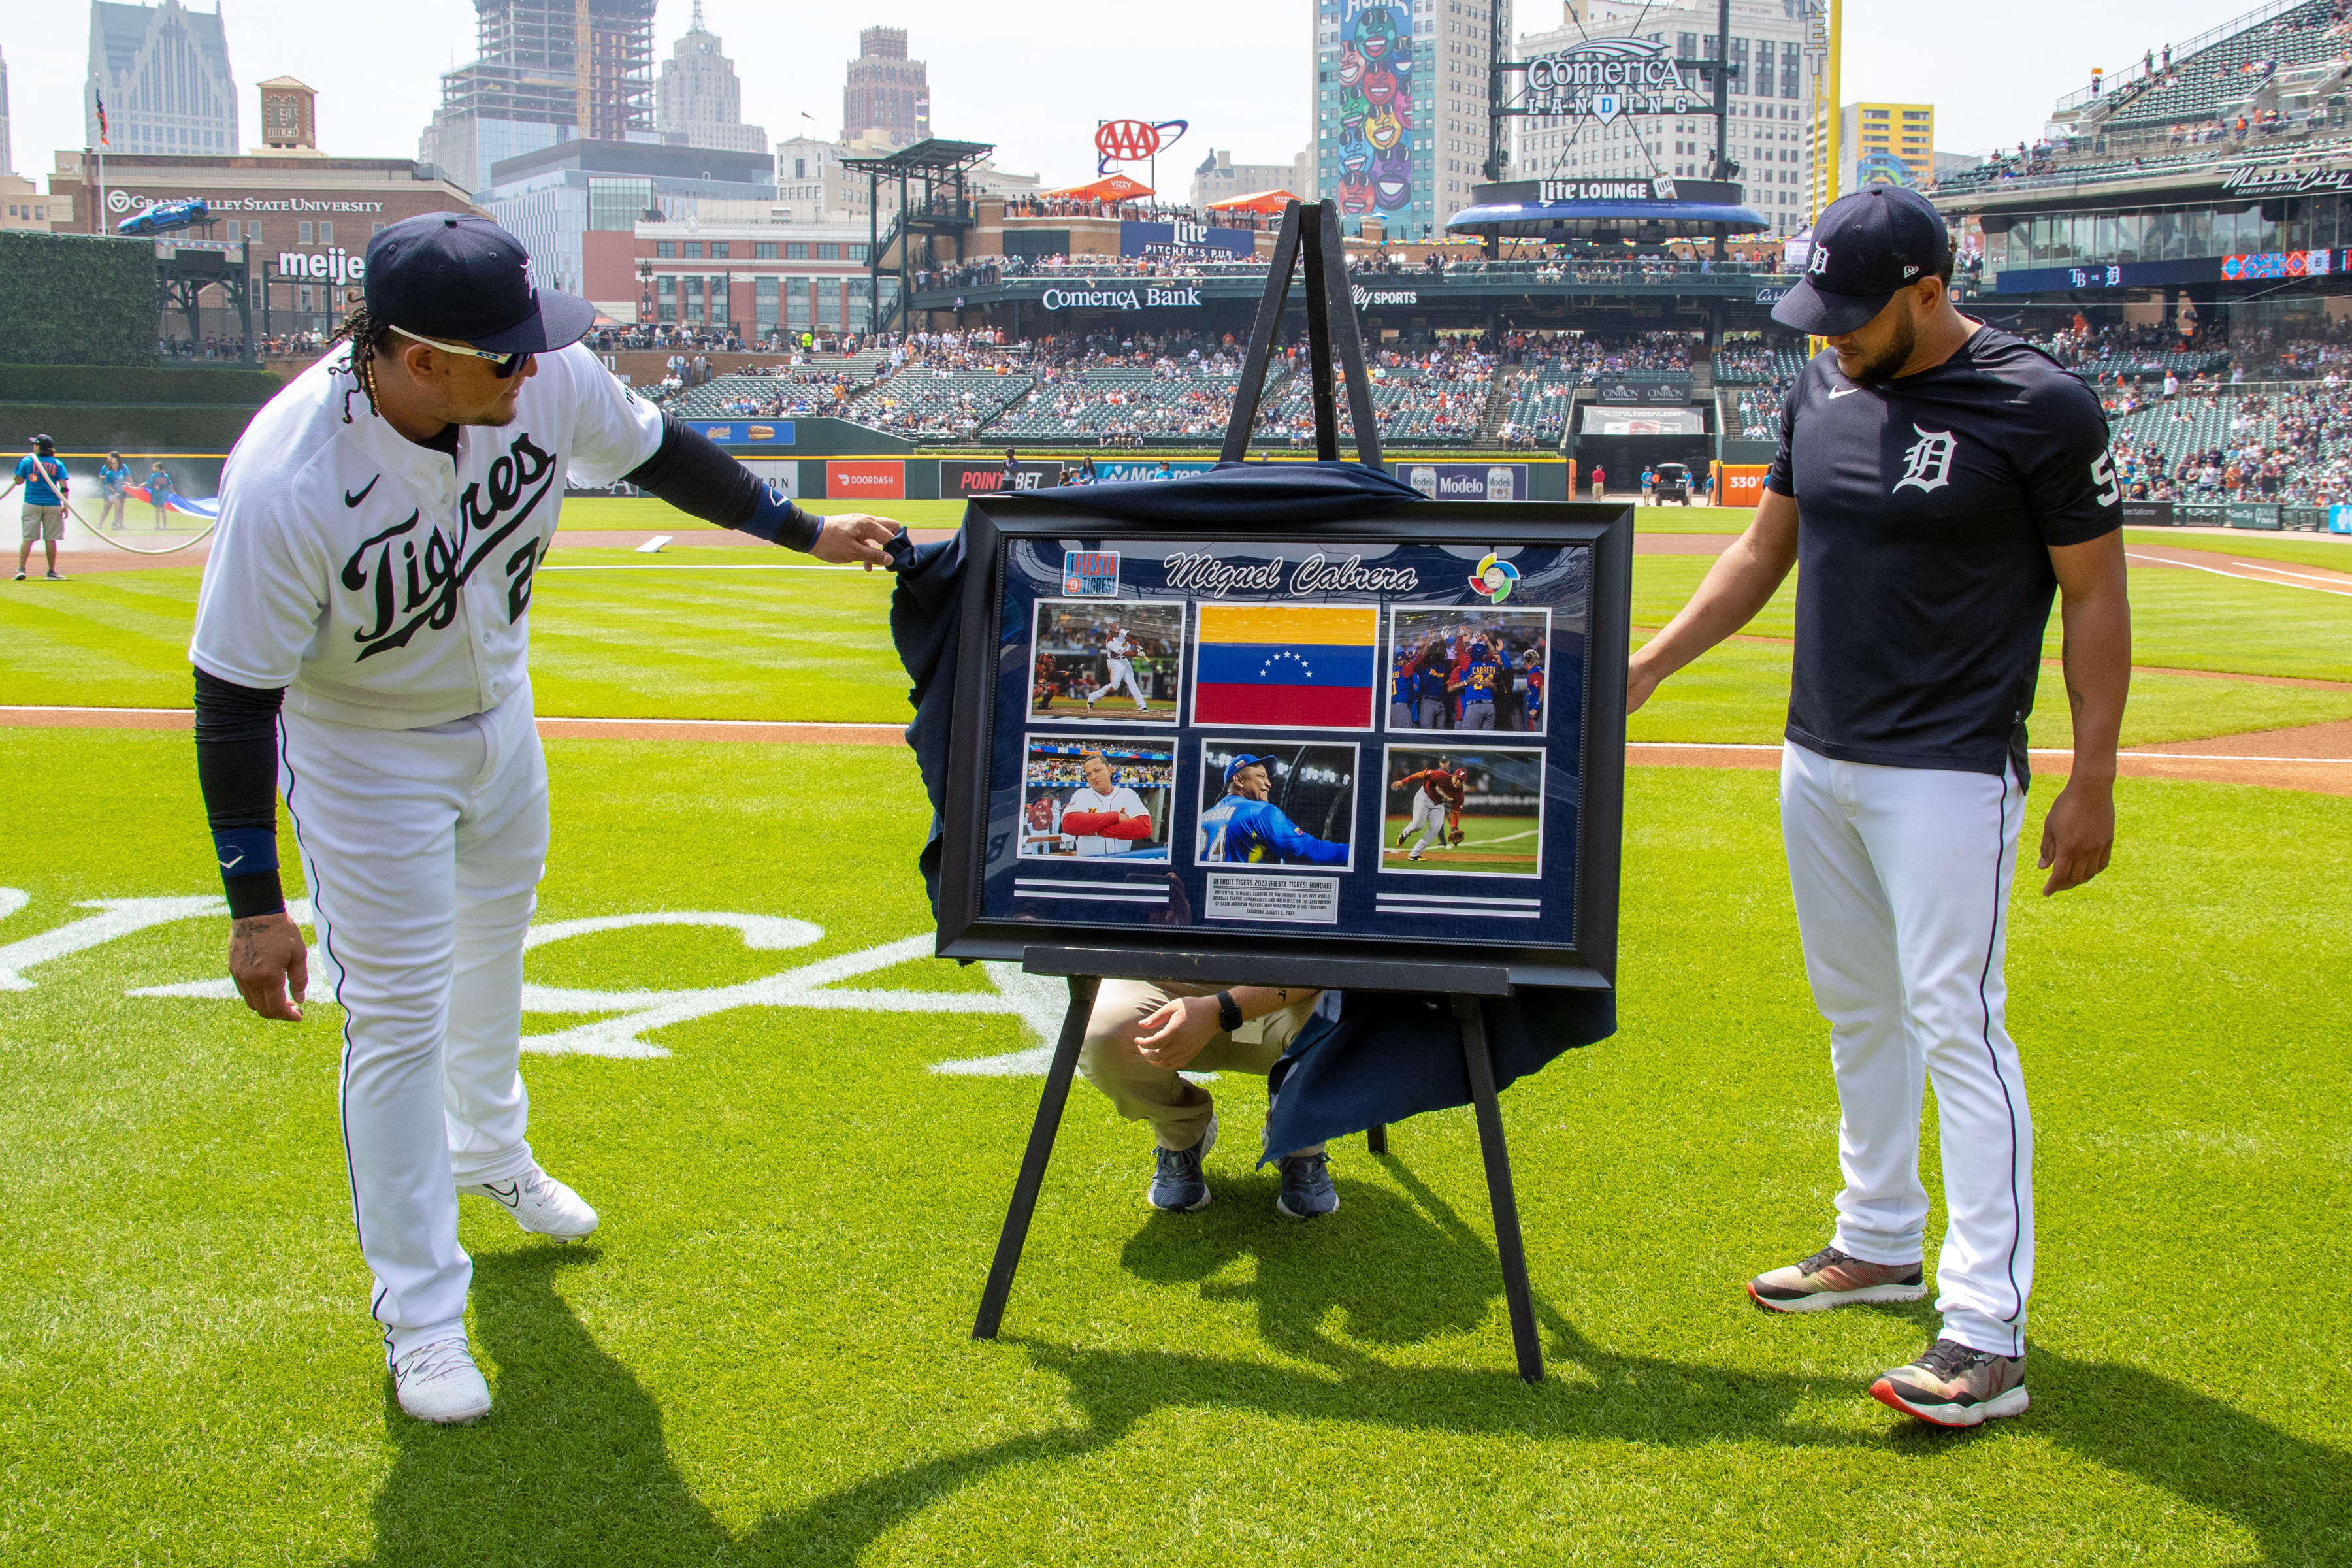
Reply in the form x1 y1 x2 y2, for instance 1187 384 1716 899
886 461 1614 1161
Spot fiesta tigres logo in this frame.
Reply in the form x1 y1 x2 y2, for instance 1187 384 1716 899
341 430 556 661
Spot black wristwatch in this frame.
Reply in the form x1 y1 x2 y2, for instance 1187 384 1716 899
1215 990 1242 1033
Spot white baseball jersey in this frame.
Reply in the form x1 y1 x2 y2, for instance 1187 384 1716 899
189 344 662 723
1066 783 1149 857
1102 632 1137 662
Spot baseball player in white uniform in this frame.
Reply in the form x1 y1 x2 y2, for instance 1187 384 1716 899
188 212 897 1426
1084 623 1149 711
1628 188 2126 1428
1060 750 1154 856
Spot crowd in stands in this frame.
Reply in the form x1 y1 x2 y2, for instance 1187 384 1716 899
2108 379 2352 504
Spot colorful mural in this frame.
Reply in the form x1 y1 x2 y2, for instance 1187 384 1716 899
1329 1 1418 220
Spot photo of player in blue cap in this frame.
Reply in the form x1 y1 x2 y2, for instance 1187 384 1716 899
1194 747 1355 868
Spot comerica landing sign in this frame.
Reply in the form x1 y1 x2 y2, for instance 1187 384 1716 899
1515 37 1710 122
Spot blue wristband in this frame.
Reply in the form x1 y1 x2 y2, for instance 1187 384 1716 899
743 489 822 552
212 826 278 880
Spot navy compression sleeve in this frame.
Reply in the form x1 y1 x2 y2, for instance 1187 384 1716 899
193 667 287 918
620 412 823 551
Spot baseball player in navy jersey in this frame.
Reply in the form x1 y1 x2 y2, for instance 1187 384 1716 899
1627 186 2129 1428
188 213 898 1426
1084 623 1149 711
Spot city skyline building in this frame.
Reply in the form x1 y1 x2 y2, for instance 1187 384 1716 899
1512 0 1820 238
420 0 658 197
3 45 13 174
841 27 928 148
655 1 766 155
1840 100 1933 189
482 135 772 305
1189 148 1305 210
86 0 239 159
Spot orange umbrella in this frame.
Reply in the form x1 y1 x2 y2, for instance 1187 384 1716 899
1039 173 1155 201
1206 189 1299 214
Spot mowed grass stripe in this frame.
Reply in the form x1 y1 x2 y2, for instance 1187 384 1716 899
0 728 2345 1563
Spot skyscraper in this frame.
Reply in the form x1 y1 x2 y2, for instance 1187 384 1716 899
841 27 928 149
421 0 657 196
86 0 239 158
2 46 13 174
655 1 766 154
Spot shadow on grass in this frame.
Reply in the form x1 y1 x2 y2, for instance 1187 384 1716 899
356 1179 2351 1567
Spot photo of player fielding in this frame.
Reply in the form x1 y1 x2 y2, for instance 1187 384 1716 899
1386 607 1552 735
1030 601 1183 723
1193 743 1358 870
1019 737 1175 860
1380 746 1546 877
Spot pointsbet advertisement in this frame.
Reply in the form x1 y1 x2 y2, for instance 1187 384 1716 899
937 497 1632 985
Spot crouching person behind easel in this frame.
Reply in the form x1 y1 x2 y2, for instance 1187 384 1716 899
1081 982 1336 1218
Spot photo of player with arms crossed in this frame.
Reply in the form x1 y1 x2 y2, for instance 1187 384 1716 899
1194 746 1356 868
1029 601 1184 723
1019 739 1173 860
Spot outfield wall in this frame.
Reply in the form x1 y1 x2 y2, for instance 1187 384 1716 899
772 454 1574 501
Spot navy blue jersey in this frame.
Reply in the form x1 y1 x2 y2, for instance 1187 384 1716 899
1196 794 1348 866
1767 326 2118 778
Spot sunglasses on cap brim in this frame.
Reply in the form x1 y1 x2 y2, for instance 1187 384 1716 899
388 325 531 378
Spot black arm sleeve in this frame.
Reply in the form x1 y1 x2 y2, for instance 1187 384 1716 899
619 412 823 551
193 666 288 919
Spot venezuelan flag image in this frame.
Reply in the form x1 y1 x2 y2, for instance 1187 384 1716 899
1192 604 1380 729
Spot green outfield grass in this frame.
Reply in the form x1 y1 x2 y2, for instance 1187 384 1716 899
1378 811 1541 875
1628 636 2352 747
0 727 2344 1565
8 551 2350 740
2123 529 2352 574
556 497 972 532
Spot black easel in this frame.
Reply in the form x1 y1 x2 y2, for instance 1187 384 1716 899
970 203 1544 1383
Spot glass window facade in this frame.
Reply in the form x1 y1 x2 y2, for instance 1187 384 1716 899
755 276 778 330
755 242 778 259
787 242 809 259
587 178 654 233
1995 195 2344 270
787 276 811 330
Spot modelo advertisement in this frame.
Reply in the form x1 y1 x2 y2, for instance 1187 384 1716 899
826 459 906 499
941 460 1066 493
1394 463 1527 502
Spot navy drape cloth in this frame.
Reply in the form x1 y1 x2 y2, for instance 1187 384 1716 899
885 462 1614 1160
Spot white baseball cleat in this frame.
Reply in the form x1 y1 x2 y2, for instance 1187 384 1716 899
392 1337 491 1425
461 1166 599 1242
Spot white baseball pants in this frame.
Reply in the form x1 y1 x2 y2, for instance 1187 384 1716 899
280 685 549 1364
1088 657 1147 707
1779 740 2034 1356
1405 788 1447 853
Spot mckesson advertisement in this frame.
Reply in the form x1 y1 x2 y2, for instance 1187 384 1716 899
1396 463 1527 502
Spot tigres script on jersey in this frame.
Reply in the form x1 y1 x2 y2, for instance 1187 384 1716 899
190 344 662 727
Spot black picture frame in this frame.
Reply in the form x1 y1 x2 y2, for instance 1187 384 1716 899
936 495 1633 995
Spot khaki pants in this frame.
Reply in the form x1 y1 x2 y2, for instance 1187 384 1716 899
1079 979 1324 1156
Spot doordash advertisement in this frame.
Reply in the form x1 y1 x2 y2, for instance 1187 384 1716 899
825 460 906 500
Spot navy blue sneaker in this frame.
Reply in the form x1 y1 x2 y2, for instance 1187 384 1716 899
1275 1151 1338 1219
1149 1113 1217 1211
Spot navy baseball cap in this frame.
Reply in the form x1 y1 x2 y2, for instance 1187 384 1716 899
363 212 595 354
1772 185 1950 336
1222 753 1276 787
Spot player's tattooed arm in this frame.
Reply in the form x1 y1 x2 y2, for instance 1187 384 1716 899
229 911 308 1023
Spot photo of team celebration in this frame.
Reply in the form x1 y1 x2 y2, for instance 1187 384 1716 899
1029 602 1184 723
1019 737 1175 860
1380 747 1546 877
1387 608 1551 734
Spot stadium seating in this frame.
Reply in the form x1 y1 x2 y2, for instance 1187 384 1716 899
847 368 1037 437
2092 0 2344 131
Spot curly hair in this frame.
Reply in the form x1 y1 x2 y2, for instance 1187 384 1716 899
328 289 396 423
